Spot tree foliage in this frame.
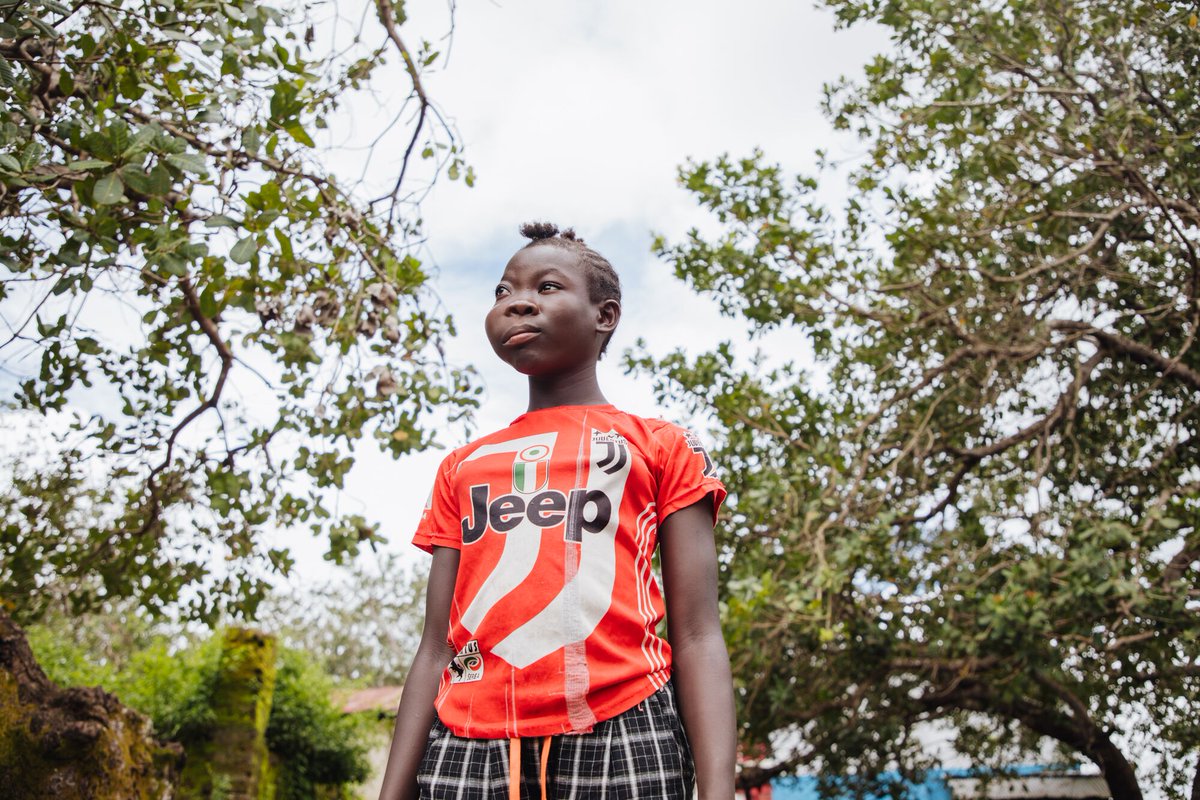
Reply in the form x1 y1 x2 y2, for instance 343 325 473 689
0 0 477 623
635 1 1200 797
257 552 426 685
28 614 370 798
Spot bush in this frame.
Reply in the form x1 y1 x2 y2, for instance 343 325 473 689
268 648 371 798
27 620 370 798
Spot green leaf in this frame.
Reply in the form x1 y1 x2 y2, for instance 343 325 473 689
106 120 130 156
230 236 257 264
67 159 112 171
204 214 239 229
0 54 13 87
92 173 125 205
26 15 57 38
124 124 161 157
273 228 294 261
122 166 171 197
0 153 20 172
284 122 314 147
19 141 45 170
165 152 208 175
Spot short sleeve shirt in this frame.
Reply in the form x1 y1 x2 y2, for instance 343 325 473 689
413 404 726 738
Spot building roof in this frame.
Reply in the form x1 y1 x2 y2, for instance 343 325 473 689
336 685 404 715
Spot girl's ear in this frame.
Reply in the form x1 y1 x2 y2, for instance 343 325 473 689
596 298 621 334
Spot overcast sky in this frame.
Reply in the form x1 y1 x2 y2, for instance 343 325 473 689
273 0 889 579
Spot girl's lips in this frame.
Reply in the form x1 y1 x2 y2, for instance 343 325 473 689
505 329 540 346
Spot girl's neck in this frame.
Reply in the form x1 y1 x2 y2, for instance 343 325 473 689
525 363 608 412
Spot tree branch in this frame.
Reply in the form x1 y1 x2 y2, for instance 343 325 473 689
141 276 234 532
371 0 431 223
946 349 1102 460
1051 320 1200 392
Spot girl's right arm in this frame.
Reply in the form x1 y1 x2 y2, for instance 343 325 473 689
377 545 461 800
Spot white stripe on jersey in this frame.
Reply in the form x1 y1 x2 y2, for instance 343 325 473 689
491 427 633 669
457 432 558 634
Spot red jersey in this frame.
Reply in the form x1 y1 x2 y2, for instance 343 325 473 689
413 404 726 738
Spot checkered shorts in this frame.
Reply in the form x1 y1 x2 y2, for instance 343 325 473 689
417 682 695 799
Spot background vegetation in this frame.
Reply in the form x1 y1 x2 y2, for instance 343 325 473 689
633 0 1200 797
27 610 371 799
0 0 476 625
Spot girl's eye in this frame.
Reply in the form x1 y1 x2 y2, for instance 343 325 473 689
539 282 559 292
494 285 508 299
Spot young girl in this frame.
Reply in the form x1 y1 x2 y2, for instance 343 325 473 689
378 223 736 800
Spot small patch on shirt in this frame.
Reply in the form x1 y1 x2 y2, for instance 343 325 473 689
448 639 484 684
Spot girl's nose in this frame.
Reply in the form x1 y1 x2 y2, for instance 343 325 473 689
505 296 537 315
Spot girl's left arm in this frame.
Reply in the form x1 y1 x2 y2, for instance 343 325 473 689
660 495 737 800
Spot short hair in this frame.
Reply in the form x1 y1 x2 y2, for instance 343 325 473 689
519 221 621 356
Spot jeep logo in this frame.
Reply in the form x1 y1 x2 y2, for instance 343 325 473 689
460 485 612 544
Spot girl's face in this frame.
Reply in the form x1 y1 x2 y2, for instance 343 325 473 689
486 245 618 377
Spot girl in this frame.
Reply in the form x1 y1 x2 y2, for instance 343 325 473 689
378 223 736 800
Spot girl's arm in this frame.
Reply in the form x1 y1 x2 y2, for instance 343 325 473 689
378 545 460 800
660 496 737 800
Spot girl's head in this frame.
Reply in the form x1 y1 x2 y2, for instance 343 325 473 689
486 222 622 377
517 223 622 339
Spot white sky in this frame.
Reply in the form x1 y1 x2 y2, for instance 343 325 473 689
271 0 888 579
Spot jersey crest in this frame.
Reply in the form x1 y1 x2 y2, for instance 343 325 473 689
513 443 550 493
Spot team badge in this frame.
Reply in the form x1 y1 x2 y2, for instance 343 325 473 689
448 639 484 684
684 430 717 477
592 430 629 475
513 444 551 494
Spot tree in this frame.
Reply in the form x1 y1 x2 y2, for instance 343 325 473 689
0 0 477 623
26 613 372 799
256 552 426 685
634 1 1200 797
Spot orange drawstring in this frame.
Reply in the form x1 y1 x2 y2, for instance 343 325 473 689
509 736 553 800
509 738 521 800
539 736 551 800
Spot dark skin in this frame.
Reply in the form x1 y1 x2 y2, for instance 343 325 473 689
378 243 737 800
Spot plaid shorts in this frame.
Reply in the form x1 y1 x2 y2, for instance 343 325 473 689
417 681 695 799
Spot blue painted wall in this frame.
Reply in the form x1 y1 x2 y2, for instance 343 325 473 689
769 764 1085 800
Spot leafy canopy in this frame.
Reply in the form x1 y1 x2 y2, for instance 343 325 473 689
0 0 477 623
635 1 1200 797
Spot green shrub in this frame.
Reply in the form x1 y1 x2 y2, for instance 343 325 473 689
27 621 370 798
268 649 371 799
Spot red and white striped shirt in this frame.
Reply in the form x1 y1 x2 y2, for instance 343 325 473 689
413 404 725 738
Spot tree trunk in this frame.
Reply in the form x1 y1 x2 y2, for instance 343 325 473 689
999 694 1143 800
922 679 1144 800
0 608 182 799
1090 735 1143 800
178 628 277 800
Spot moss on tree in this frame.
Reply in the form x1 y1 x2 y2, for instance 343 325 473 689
0 610 182 800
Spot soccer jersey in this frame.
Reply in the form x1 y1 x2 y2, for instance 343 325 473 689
413 404 726 738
